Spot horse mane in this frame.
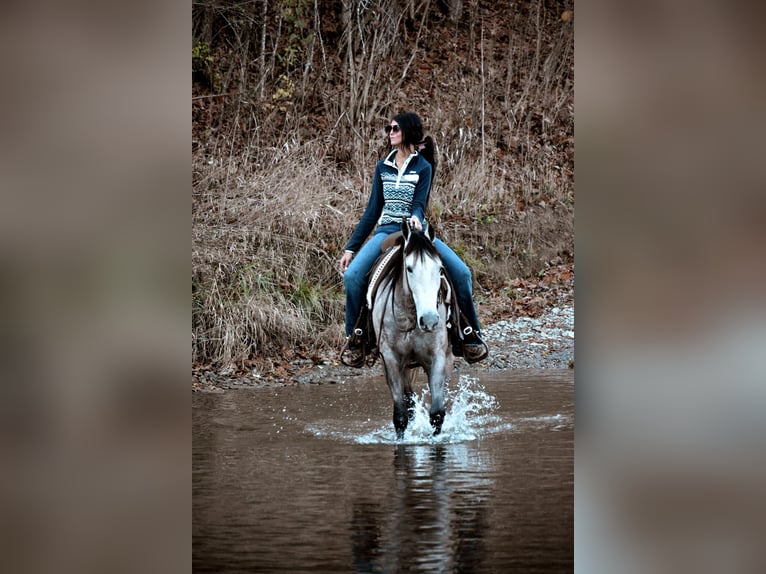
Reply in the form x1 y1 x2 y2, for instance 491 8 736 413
383 229 439 291
403 229 440 262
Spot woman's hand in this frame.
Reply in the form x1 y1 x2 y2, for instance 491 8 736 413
408 216 422 231
339 251 354 272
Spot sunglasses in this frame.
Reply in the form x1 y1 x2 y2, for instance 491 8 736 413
384 124 401 134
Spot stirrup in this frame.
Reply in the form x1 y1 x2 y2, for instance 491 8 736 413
341 338 365 368
462 330 489 364
450 326 474 357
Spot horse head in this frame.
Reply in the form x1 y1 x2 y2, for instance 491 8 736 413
401 218 443 332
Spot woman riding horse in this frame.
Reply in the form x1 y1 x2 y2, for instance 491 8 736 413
339 112 488 367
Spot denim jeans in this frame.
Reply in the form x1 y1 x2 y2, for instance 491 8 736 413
343 224 481 336
432 238 480 332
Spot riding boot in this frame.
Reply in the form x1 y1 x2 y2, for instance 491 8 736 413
448 307 469 357
449 308 488 363
449 320 465 357
341 306 370 368
462 328 489 364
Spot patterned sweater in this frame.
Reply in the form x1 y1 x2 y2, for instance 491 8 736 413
344 149 432 253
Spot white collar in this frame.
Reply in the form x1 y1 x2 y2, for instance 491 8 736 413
383 148 418 168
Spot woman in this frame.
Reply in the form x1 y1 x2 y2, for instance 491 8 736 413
339 112 488 367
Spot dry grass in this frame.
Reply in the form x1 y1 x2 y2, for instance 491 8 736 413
192 0 574 370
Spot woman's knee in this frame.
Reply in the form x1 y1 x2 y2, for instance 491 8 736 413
449 263 472 287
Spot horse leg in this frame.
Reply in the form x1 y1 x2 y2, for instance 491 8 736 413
392 367 418 439
403 367 416 421
393 403 408 439
430 380 445 435
394 391 415 437
427 354 452 436
383 361 412 439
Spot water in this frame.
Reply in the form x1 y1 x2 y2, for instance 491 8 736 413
193 370 573 573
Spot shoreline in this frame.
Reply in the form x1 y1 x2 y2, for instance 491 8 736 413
192 304 574 393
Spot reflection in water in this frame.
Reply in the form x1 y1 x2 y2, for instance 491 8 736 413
193 371 573 573
352 443 493 573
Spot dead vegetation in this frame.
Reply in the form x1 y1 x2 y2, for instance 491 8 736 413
193 0 574 374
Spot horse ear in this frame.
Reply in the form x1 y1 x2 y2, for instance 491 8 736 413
426 222 434 241
401 217 410 241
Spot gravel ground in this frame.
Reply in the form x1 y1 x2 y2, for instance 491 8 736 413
482 305 574 369
193 304 574 392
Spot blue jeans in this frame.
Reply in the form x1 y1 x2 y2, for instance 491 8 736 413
343 224 481 336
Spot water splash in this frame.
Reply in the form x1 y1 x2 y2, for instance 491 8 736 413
354 375 511 445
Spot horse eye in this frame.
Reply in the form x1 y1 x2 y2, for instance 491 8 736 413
406 266 413 273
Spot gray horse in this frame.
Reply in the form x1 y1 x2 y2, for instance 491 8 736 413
370 219 454 439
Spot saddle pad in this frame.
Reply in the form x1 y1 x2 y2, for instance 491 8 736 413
366 244 401 309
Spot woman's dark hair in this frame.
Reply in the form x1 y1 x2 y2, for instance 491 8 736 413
418 136 437 176
393 112 424 147
392 112 438 176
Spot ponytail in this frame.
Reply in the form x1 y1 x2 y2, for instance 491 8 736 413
417 135 438 213
417 135 437 179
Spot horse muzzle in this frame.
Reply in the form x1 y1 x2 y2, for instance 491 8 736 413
418 310 440 332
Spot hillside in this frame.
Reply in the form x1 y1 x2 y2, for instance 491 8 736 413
192 0 574 375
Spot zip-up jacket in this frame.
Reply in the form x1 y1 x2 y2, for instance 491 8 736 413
344 149 432 253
